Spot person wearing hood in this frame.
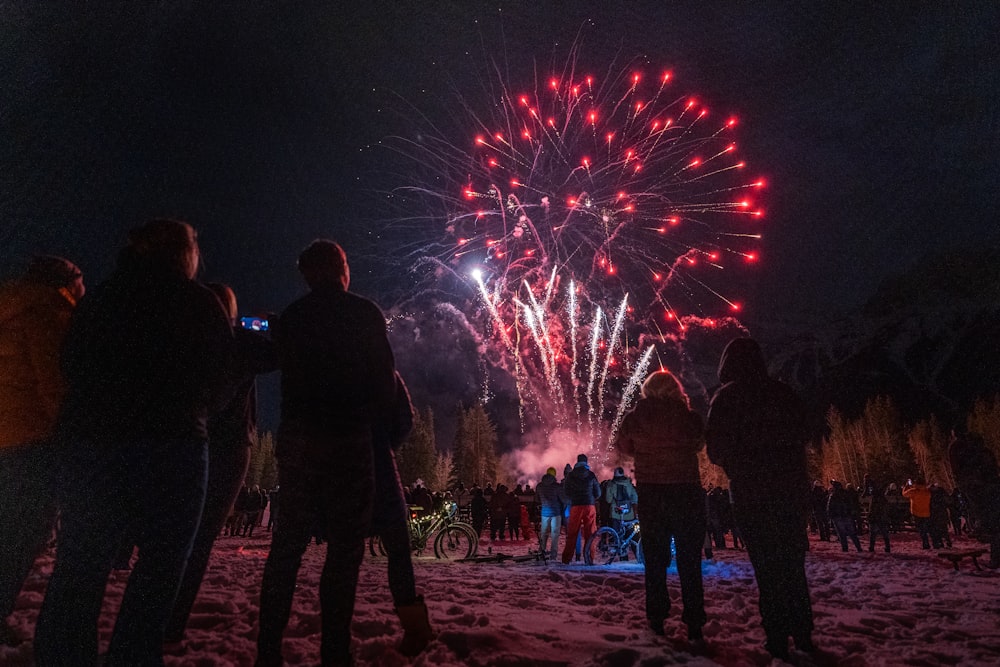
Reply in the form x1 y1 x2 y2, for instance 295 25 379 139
0 255 84 647
705 338 815 661
614 369 707 644
534 467 565 561
561 454 601 564
949 423 1000 568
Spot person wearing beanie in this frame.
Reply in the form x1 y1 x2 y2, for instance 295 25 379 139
562 453 601 563
535 467 567 561
0 255 84 646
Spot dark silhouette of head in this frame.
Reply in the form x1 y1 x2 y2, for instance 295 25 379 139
718 337 769 384
126 219 200 279
298 239 349 290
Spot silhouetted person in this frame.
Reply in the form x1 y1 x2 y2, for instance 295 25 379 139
562 454 600 564
371 372 433 656
615 370 707 643
166 282 277 642
36 220 232 666
0 256 84 646
256 240 397 667
706 338 815 661
949 424 1000 568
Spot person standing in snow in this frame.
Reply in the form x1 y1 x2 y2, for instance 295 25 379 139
535 467 565 561
902 479 933 549
614 369 707 643
706 338 815 661
827 480 863 552
369 372 434 656
867 482 892 553
36 219 233 666
604 467 639 535
167 282 277 641
949 424 1000 568
0 256 84 647
256 240 413 667
561 454 601 564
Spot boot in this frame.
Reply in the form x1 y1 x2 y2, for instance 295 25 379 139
395 596 434 657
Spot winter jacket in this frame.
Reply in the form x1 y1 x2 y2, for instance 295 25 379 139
614 396 703 486
563 463 600 506
534 474 565 518
826 484 857 519
604 475 639 521
274 284 395 449
902 483 932 518
56 257 233 444
705 339 811 507
0 281 75 448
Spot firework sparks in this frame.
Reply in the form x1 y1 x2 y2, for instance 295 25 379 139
385 49 765 445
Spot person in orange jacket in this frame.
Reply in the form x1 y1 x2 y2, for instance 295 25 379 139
902 479 932 549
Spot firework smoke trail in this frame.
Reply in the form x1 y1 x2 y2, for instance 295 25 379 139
386 47 765 438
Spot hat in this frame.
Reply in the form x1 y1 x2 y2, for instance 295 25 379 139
577 454 588 463
23 255 82 288
614 467 625 476
546 467 557 477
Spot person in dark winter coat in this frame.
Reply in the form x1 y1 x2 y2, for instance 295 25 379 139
505 490 522 541
256 240 398 667
470 488 489 538
489 485 510 541
0 256 84 647
370 372 433 657
827 480 862 552
928 484 953 549
167 282 277 642
948 425 1000 568
615 369 707 643
705 338 815 661
810 481 832 542
562 454 601 564
867 483 892 553
36 220 233 666
535 468 565 561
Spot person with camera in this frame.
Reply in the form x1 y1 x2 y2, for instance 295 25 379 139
166 282 277 642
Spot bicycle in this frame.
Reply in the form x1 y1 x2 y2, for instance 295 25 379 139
584 516 643 565
368 500 479 560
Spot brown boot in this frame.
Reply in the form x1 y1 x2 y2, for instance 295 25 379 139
395 596 434 657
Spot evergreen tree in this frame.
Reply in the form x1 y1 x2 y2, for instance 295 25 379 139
451 403 498 487
396 407 437 489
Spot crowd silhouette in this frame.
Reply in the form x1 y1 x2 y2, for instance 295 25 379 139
1 221 998 666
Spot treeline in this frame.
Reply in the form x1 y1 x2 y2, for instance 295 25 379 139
814 394 1000 489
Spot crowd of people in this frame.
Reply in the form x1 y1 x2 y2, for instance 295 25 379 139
1 222 998 666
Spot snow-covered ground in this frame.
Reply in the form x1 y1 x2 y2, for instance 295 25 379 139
4 526 999 666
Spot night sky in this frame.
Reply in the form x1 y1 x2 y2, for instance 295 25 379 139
3 2 999 431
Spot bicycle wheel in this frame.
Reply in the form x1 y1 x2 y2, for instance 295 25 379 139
450 522 481 556
433 525 477 560
585 527 621 565
367 535 387 557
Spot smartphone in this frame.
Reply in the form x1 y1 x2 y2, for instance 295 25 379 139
239 316 269 332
